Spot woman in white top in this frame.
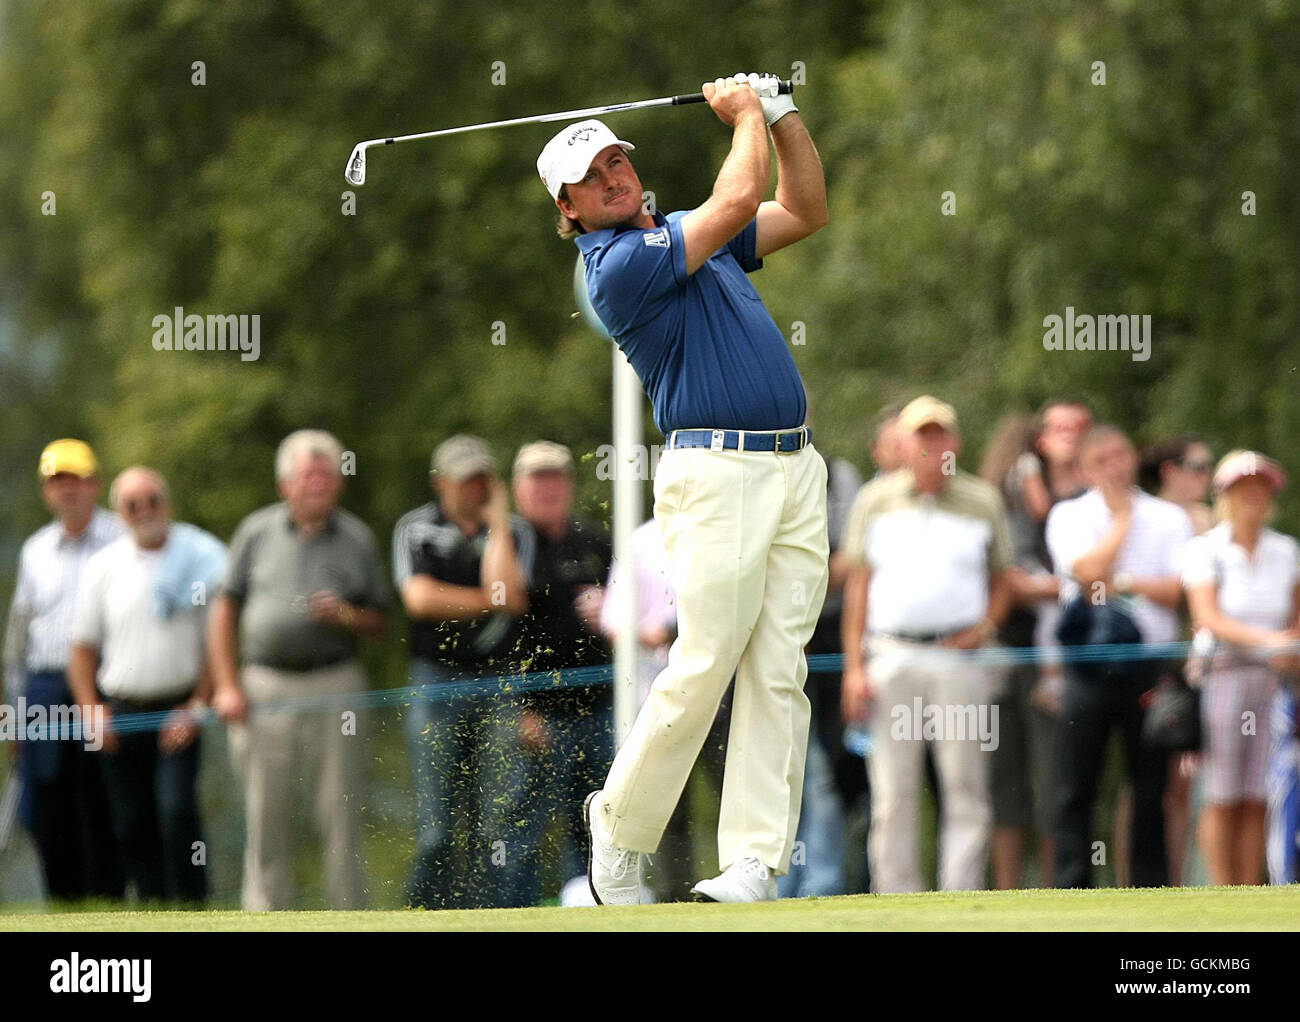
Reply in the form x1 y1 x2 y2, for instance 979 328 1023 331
1182 450 1300 885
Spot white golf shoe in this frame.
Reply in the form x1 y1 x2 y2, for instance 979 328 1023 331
690 857 778 903
583 791 644 905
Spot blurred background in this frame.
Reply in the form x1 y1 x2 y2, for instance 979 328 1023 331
2 0 1298 906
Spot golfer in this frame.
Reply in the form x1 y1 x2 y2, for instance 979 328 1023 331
538 73 830 903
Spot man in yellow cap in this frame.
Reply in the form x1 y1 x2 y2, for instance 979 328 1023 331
3 439 126 900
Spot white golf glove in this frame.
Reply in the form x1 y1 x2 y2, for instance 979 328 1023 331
733 71 798 126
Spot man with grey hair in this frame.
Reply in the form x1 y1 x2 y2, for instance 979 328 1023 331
210 429 389 910
68 466 224 903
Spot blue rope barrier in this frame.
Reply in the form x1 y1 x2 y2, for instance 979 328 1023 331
5 640 1211 739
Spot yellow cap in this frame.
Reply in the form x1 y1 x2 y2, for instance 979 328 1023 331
897 396 958 433
39 439 99 480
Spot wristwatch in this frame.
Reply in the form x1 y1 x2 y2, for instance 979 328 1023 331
1113 572 1134 595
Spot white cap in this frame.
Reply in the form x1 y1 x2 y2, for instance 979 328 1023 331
537 119 635 199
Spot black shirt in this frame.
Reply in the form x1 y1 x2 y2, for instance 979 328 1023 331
392 502 535 673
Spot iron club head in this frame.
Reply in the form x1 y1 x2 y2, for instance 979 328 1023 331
345 144 366 186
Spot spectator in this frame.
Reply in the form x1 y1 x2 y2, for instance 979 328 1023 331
979 402 1089 888
494 441 613 905
1142 435 1216 535
3 439 124 901
1127 434 1215 886
1046 424 1192 888
391 435 531 909
1182 451 1299 885
209 429 389 910
67 467 223 904
842 396 1014 892
599 516 727 902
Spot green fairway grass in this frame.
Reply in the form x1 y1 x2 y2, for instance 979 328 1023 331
2 885 1297 931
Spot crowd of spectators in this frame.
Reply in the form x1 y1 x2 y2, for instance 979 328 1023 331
4 403 1297 906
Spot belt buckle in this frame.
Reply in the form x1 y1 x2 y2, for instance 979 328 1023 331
710 429 725 452
776 427 803 453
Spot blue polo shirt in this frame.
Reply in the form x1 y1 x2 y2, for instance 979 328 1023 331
575 210 806 435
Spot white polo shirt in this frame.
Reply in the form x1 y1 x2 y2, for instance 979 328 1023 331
843 469 1014 634
1182 523 1299 632
1046 488 1193 644
4 508 126 696
72 531 208 701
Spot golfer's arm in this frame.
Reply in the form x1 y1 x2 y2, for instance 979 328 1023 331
755 114 828 257
680 109 769 275
841 564 870 672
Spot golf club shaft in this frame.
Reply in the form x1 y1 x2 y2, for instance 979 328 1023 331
346 81 794 184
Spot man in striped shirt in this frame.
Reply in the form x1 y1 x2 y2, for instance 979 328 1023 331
3 439 124 900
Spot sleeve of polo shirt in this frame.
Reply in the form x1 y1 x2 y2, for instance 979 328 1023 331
724 219 763 273
987 494 1015 575
392 518 416 590
219 515 257 603
70 554 107 648
590 219 689 331
1180 535 1215 589
1162 509 1195 578
841 485 873 567
1044 502 1074 578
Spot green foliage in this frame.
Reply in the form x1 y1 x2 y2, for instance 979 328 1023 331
2 0 1298 554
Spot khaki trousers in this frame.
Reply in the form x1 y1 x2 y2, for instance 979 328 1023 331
600 443 829 872
228 660 366 910
866 636 998 892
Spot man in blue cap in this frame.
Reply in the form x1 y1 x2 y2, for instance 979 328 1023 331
539 72 829 903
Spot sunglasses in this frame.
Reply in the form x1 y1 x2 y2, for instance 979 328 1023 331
124 493 164 514
1178 458 1214 474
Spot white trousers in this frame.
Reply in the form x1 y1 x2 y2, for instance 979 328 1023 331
866 636 997 892
600 443 829 872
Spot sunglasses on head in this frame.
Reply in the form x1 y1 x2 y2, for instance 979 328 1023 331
124 493 163 514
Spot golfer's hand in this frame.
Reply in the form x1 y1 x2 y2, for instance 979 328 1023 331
842 662 874 724
702 75 764 127
733 71 798 126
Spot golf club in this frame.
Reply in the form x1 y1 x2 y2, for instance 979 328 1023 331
344 80 795 186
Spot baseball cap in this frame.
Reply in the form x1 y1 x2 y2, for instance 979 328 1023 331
39 438 99 479
432 435 497 481
1212 450 1287 494
513 441 574 477
537 120 635 200
897 396 959 433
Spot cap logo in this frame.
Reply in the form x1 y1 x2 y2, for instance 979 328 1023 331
568 127 597 145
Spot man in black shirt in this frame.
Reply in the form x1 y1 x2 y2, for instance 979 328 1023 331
496 441 614 905
391 435 532 908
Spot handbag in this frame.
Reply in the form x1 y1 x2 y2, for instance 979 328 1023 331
1141 667 1202 751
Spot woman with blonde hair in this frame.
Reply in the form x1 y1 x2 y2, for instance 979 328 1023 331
1182 450 1300 885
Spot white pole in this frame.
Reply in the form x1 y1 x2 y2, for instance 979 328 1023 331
611 346 644 746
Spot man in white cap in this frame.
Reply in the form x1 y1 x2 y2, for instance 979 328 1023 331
539 73 830 903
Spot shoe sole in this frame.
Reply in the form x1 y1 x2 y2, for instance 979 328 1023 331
583 791 604 906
